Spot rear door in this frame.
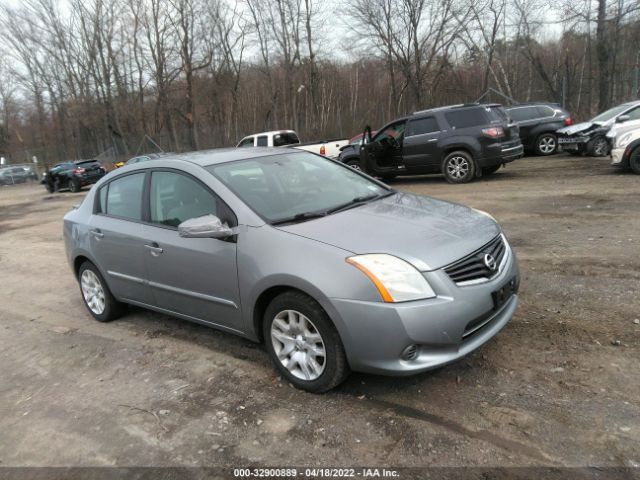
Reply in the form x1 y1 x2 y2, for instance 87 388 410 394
88 171 153 304
507 106 540 143
142 169 242 330
402 116 441 169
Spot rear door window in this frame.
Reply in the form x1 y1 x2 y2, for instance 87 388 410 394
537 106 556 117
508 107 539 122
104 173 145 221
406 117 439 136
256 135 268 146
445 108 488 129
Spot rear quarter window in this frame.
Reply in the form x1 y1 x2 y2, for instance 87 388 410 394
445 108 488 129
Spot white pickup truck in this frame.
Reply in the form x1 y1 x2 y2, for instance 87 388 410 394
236 130 348 159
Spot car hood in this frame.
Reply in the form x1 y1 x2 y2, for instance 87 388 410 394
276 192 501 271
557 122 597 135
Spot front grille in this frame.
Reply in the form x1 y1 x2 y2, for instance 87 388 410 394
444 235 507 285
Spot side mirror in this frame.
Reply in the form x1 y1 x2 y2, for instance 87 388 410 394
178 214 234 239
616 115 630 124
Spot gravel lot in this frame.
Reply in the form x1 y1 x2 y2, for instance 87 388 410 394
0 154 638 471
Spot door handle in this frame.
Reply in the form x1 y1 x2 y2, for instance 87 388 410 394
90 229 104 239
144 242 164 256
426 138 438 143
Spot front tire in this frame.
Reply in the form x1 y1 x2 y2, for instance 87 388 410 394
588 136 609 157
534 133 557 156
442 151 476 183
630 149 640 174
263 291 349 393
78 261 126 322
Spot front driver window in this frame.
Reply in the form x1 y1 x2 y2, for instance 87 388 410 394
150 171 218 228
374 122 406 144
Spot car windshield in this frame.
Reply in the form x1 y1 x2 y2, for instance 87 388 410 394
209 152 391 224
592 104 631 123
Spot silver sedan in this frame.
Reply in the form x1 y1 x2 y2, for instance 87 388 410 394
64 148 519 392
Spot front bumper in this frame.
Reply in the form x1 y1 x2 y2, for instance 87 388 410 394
558 136 589 151
610 147 629 167
329 245 520 375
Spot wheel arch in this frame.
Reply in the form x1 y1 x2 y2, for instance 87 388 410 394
248 279 346 345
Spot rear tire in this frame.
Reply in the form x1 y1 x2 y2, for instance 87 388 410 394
263 291 349 393
69 178 81 193
345 158 362 171
44 182 54 193
534 133 557 156
442 151 476 184
78 261 126 322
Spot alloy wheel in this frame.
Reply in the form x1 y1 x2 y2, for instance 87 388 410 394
270 309 326 381
538 136 556 154
593 138 608 156
81 269 106 315
446 156 469 179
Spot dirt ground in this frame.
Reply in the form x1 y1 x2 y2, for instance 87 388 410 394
0 154 638 472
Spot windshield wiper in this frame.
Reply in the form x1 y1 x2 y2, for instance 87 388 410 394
270 211 328 226
326 191 395 214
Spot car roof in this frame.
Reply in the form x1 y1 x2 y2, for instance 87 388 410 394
148 147 296 167
413 103 501 116
241 130 297 138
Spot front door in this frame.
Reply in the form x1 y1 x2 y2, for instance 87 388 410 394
142 170 242 330
88 171 152 304
361 121 406 174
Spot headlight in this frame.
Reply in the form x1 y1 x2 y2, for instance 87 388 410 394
346 254 436 302
617 132 634 148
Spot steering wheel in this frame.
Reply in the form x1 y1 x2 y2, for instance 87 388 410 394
387 136 400 149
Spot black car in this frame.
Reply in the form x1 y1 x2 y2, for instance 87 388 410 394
0 167 29 185
356 103 523 183
505 103 572 156
556 101 640 156
42 159 106 193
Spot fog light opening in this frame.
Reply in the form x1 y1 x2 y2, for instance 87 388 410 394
401 344 418 361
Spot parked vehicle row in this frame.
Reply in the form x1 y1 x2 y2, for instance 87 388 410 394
504 103 572 156
0 166 38 185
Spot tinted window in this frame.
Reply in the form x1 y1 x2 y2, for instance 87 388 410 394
485 106 508 123
256 135 268 146
508 107 539 122
105 173 145 220
98 185 108 213
150 171 218 228
238 137 254 147
406 117 439 136
77 160 100 169
273 132 300 147
537 106 556 117
625 107 640 120
445 108 487 128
